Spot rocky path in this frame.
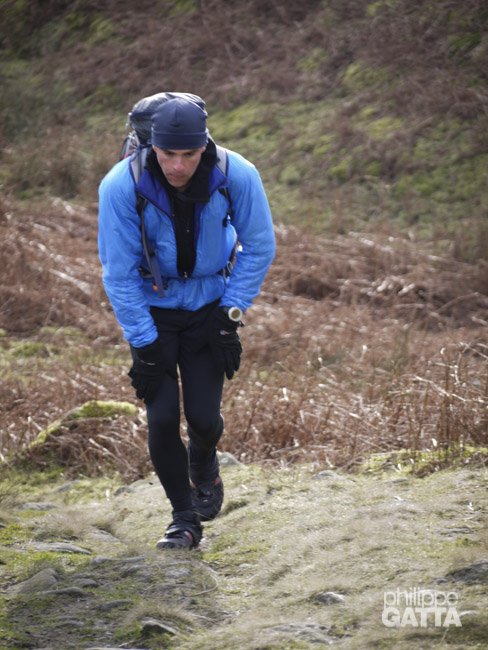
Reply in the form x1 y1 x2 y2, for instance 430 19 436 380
1 457 488 649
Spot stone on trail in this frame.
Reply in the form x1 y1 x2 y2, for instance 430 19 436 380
34 541 92 554
314 590 346 605
7 567 58 596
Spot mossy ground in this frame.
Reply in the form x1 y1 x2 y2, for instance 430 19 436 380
210 99 487 242
1 461 487 649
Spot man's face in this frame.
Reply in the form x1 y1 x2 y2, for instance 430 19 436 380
152 145 206 191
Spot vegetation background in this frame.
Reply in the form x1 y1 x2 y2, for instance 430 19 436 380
1 1 488 649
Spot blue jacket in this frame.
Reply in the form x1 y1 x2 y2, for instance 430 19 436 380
98 147 275 347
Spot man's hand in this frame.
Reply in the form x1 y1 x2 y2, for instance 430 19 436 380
128 338 177 404
208 308 242 380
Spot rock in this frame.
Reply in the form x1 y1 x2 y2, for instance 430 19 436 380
73 578 99 588
52 480 80 493
87 529 121 544
120 564 148 577
7 567 58 595
90 556 111 565
314 591 346 605
114 485 136 496
42 587 86 597
269 622 334 644
218 451 243 466
141 617 178 636
165 567 191 579
313 470 344 480
128 478 156 491
445 560 488 584
97 599 132 611
120 555 146 564
440 526 474 537
34 542 92 555
17 502 57 511
55 616 86 627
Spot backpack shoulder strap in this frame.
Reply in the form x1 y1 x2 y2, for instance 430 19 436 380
215 145 238 276
215 145 233 223
215 144 228 175
129 145 150 185
129 147 165 298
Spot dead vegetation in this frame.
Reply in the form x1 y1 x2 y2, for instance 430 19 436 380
1 197 487 479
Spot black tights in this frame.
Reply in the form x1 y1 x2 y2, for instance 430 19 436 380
142 302 224 512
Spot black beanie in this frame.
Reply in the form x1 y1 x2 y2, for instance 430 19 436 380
151 97 209 150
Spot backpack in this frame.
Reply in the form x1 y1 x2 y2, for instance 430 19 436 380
119 92 234 297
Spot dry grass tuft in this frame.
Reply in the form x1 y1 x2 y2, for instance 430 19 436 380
9 414 152 482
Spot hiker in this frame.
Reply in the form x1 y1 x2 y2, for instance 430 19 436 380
98 94 275 550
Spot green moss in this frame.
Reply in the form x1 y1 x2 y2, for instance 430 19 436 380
0 466 65 497
211 102 281 143
363 160 382 176
0 594 28 644
366 1 394 17
361 116 403 140
312 132 335 157
296 47 328 72
10 341 48 358
327 154 355 182
448 31 482 57
363 444 488 475
87 15 116 45
39 325 85 340
70 400 138 419
342 62 391 93
279 164 302 186
79 83 122 114
395 153 488 205
0 522 30 546
25 400 138 449
166 0 197 17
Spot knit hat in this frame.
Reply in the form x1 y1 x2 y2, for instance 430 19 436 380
151 97 209 150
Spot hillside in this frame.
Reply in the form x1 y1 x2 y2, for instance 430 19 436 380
1 0 487 242
0 2 488 648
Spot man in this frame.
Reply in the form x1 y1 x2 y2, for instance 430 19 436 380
98 94 275 550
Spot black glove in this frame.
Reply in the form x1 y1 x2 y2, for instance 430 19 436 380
128 337 177 404
209 308 242 380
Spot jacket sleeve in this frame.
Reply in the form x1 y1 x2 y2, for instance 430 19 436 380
220 152 275 311
98 160 158 347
